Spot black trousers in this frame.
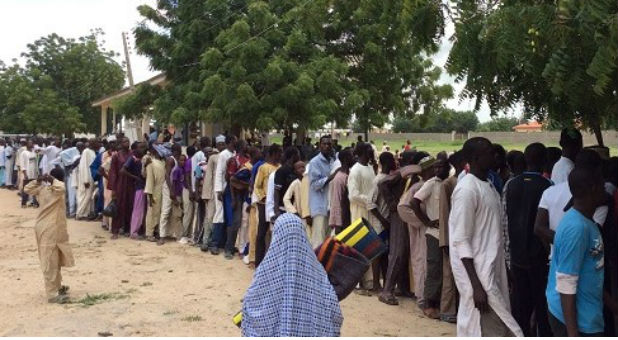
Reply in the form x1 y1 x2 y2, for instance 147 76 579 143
383 215 410 295
255 203 268 268
424 234 442 308
548 312 603 337
225 201 244 253
511 262 552 336
193 199 206 244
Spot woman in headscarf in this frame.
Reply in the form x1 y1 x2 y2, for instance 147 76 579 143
241 213 343 337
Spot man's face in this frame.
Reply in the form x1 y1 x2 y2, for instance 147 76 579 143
434 160 450 180
477 142 495 171
293 162 306 177
320 138 332 156
122 138 130 149
216 142 225 152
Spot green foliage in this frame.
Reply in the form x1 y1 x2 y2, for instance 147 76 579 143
112 83 162 119
391 108 479 133
134 0 452 133
0 30 125 135
476 117 520 132
447 0 618 145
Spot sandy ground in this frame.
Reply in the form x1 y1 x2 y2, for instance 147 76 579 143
0 188 455 337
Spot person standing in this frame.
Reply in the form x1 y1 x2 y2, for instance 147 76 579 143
178 146 196 244
273 147 301 222
245 147 265 265
211 135 237 254
551 128 582 184
98 141 116 230
201 138 224 251
20 140 39 208
144 145 167 242
328 148 353 234
241 214 343 337
545 165 606 336
59 141 82 217
122 144 146 239
188 137 211 245
438 151 466 324
158 143 181 243
504 142 552 336
16 139 27 193
76 139 97 220
308 136 337 248
0 139 6 187
449 137 522 336
24 169 74 304
224 140 250 259
411 158 451 319
109 137 134 239
252 144 281 266
4 139 15 189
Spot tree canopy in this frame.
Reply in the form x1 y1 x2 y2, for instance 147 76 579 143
0 30 125 136
391 108 479 133
446 0 618 145
133 0 453 136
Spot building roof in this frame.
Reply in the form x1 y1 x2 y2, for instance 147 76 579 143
91 73 166 107
512 121 543 131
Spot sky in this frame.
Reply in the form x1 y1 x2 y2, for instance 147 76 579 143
0 0 514 123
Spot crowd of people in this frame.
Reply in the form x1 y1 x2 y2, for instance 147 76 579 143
6 127 618 337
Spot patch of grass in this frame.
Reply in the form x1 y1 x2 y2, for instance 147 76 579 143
141 282 153 287
181 315 202 322
125 288 138 294
73 292 128 306
163 310 178 316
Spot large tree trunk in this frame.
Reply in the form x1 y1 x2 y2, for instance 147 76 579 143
591 121 604 146
295 126 306 146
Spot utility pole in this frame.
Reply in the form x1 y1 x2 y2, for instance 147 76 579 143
121 32 135 87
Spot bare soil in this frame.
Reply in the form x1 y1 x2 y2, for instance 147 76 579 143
0 188 455 336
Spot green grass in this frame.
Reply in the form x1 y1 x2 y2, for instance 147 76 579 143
72 292 129 306
163 310 178 316
181 315 203 322
270 136 617 157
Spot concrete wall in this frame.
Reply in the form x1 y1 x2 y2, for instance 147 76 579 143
335 130 617 147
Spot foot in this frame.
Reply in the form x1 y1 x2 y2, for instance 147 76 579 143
224 251 234 260
157 239 165 246
440 314 457 324
48 294 69 304
58 285 70 295
101 224 108 230
209 247 220 255
200 244 209 252
378 294 399 306
178 237 189 244
146 236 157 243
111 234 119 240
242 255 250 265
130 235 139 240
354 289 372 297
423 308 440 319
396 290 416 299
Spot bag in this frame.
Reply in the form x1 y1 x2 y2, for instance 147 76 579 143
334 218 387 261
316 237 370 301
233 310 243 328
102 200 118 218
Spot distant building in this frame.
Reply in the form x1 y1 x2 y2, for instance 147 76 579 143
512 121 543 132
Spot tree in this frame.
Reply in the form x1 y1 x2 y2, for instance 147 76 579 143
391 108 478 133
324 0 453 137
134 0 453 138
20 31 125 134
476 116 519 132
447 0 618 146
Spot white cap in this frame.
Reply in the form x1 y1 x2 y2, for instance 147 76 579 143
215 135 226 144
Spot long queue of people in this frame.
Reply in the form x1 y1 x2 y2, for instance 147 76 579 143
7 128 618 337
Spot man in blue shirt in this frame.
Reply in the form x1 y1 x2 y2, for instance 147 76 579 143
546 155 606 336
307 135 338 247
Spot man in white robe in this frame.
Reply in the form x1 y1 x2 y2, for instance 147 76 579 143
76 140 97 219
449 137 523 337
4 141 15 187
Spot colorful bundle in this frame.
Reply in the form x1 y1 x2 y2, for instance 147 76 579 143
334 218 387 261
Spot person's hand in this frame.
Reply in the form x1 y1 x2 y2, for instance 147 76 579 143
216 192 223 201
85 183 90 189
472 284 489 313
306 216 313 226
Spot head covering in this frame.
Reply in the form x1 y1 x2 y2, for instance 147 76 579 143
419 155 436 170
241 214 343 337
215 135 226 144
153 144 171 158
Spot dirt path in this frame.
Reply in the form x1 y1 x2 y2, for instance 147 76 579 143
0 188 455 337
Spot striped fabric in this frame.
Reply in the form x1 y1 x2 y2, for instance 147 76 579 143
241 213 343 337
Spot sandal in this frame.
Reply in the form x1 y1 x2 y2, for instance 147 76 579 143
146 236 157 242
58 285 70 295
379 294 400 306
355 289 373 297
111 234 119 240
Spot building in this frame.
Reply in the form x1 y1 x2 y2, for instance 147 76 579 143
512 120 543 132
91 73 217 144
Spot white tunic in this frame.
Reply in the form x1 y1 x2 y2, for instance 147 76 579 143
20 150 38 179
550 156 574 184
348 163 375 221
449 174 523 337
78 149 96 187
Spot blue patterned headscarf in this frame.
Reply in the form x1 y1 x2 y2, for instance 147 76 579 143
241 214 343 337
